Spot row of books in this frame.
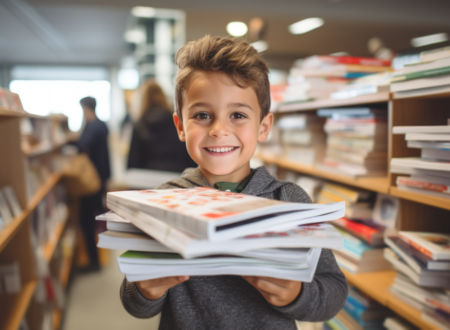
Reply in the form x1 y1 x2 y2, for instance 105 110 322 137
0 185 22 230
0 87 24 112
96 187 345 282
383 231 450 329
391 122 450 199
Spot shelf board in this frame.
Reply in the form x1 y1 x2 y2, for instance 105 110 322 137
343 270 440 330
0 172 62 253
257 152 390 193
0 107 26 118
0 280 37 330
43 220 66 262
393 86 450 100
390 187 450 211
276 92 390 113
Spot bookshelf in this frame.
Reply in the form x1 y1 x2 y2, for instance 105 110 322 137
258 89 450 329
0 107 75 330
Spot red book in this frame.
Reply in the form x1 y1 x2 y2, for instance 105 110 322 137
333 217 384 246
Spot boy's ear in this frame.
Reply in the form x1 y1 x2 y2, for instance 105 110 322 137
258 112 273 143
173 113 186 142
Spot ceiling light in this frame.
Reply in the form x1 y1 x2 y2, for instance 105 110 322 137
251 40 268 53
411 32 448 48
131 6 156 18
288 17 324 35
226 21 248 37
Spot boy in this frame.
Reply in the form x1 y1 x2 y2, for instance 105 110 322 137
120 35 347 329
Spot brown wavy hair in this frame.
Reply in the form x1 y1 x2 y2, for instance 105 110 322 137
174 35 270 120
139 79 170 118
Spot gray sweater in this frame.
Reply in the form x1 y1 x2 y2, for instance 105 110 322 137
120 167 347 329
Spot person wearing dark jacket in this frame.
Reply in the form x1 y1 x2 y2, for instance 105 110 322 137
78 96 111 271
126 79 195 172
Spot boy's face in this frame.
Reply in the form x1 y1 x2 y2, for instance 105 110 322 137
173 71 273 185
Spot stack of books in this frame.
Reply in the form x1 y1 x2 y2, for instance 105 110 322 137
276 113 326 165
384 231 450 328
279 55 391 104
390 46 450 97
326 286 391 329
391 123 450 198
97 187 346 282
317 107 388 177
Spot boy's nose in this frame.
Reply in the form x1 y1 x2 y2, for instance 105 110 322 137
209 119 229 138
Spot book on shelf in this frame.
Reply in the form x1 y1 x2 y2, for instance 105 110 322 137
317 107 386 119
97 211 344 259
0 189 14 224
396 175 450 195
385 235 450 273
391 65 450 83
383 316 413 330
398 231 450 261
407 140 450 150
302 55 391 68
419 46 450 62
333 217 384 246
421 148 450 162
2 186 22 217
117 248 322 282
106 187 345 242
391 157 450 172
384 248 450 288
390 73 450 93
404 132 450 142
371 193 399 229
393 124 450 135
96 211 142 233
392 56 450 77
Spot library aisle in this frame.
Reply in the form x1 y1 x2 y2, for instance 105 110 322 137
63 250 159 330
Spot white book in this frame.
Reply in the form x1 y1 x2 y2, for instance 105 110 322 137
96 211 141 233
398 231 450 260
421 148 450 161
391 157 450 172
1 187 21 217
118 248 322 282
405 133 450 142
407 140 450 150
107 187 345 241
390 74 450 92
0 191 13 224
101 208 343 259
393 125 450 134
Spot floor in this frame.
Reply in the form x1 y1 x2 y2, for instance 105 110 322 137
63 249 160 330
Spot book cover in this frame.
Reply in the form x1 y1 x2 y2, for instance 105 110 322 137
398 231 450 260
107 187 345 241
118 248 322 282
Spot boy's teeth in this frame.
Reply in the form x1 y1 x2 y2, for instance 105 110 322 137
207 147 234 153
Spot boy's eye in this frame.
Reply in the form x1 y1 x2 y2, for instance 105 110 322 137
193 112 211 120
231 112 247 120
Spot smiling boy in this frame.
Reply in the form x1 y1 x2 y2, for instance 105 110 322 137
120 35 347 329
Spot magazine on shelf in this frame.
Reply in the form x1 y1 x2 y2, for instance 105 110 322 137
106 187 345 241
97 211 344 259
383 248 450 288
398 231 450 260
118 248 322 282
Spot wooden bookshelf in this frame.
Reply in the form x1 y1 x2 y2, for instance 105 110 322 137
390 186 450 211
257 152 390 193
0 107 26 117
0 280 37 330
43 220 67 262
344 270 440 330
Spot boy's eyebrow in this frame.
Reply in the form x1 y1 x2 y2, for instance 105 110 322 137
187 102 255 112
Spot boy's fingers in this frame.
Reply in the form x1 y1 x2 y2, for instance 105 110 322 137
136 276 189 300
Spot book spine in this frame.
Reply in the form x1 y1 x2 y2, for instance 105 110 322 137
337 218 378 244
396 176 450 193
398 234 434 260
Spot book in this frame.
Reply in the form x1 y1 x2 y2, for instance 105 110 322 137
393 57 450 77
391 157 450 172
421 148 450 161
98 211 344 259
385 235 450 272
390 73 450 92
303 55 391 68
333 217 384 246
398 231 450 260
0 190 13 224
384 248 450 288
2 186 22 217
117 248 322 282
396 175 450 194
371 193 399 229
407 140 450 150
393 124 450 134
391 66 450 83
317 107 385 118
404 133 450 142
106 187 345 241
96 211 142 233
420 46 450 62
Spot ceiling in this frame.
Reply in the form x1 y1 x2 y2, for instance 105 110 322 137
1 0 450 71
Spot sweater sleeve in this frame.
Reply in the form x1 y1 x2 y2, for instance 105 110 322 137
272 182 348 321
120 278 167 318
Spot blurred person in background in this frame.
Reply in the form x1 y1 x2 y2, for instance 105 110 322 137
126 79 195 172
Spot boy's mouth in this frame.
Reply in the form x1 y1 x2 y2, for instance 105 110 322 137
204 146 238 154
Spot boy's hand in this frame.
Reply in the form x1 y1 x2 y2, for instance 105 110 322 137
135 276 189 300
242 276 302 307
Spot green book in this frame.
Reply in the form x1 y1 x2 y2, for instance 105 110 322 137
391 66 450 83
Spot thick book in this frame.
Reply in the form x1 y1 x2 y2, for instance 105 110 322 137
98 210 343 259
398 231 450 260
118 248 322 282
106 187 345 241
98 229 318 264
385 235 450 272
384 248 450 288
